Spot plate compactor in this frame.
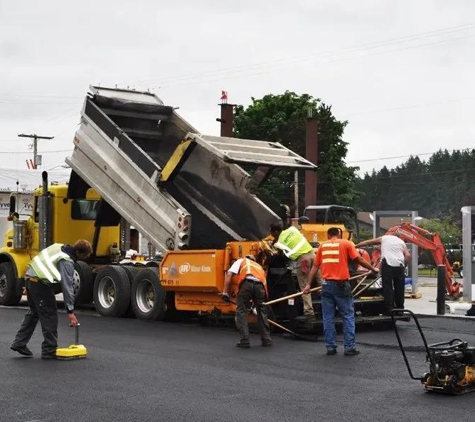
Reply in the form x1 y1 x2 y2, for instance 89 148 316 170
56 324 87 360
392 309 475 394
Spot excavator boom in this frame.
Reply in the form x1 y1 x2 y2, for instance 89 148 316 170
386 223 461 298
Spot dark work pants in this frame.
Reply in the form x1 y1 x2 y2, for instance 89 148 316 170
12 280 58 357
381 259 406 311
236 280 271 343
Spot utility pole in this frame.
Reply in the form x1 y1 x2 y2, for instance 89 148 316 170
18 133 54 169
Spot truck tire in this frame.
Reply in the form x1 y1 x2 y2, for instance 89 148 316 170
122 266 140 318
73 261 94 305
131 268 166 321
0 262 22 306
93 266 130 317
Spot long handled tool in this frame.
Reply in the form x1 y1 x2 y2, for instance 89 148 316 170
56 324 88 360
263 286 321 306
262 272 371 306
353 275 381 298
268 318 318 342
349 271 372 281
351 275 369 295
262 289 320 342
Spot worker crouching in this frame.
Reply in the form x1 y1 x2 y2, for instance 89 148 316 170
222 255 272 348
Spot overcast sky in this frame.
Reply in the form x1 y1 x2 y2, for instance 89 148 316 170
0 0 473 176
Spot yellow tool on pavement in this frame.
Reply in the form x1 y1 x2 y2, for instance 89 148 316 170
56 324 87 360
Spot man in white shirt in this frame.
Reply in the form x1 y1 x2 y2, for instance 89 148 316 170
356 235 410 314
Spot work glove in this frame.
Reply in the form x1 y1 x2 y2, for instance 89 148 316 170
222 293 230 303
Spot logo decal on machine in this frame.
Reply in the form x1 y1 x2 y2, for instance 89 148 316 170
177 262 212 274
179 263 191 274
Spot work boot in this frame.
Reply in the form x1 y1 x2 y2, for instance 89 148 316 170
344 349 360 356
41 354 58 360
261 339 273 347
236 340 250 349
326 349 337 356
10 345 33 357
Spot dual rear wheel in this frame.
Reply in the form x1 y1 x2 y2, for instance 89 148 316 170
93 265 166 320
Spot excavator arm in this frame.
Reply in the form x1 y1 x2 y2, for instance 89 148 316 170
385 223 461 298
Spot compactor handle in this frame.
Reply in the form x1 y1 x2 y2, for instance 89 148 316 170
69 323 81 344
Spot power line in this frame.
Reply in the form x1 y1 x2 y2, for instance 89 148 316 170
0 149 71 154
342 97 475 119
128 23 475 89
130 23 475 86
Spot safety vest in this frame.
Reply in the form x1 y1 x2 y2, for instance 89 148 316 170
274 226 313 260
236 258 268 293
29 243 74 283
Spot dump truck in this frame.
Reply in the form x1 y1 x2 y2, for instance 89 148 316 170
0 86 316 320
0 86 386 327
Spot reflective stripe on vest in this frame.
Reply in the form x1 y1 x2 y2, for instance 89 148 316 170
29 244 73 283
274 226 312 260
236 259 268 294
321 242 341 264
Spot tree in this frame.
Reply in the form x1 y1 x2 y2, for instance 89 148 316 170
355 148 475 221
233 91 360 213
419 218 461 244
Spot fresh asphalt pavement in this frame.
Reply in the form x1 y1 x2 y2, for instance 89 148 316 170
2 301 475 422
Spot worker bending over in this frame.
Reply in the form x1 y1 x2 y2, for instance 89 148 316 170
304 228 378 356
222 255 272 348
269 221 316 319
11 240 92 359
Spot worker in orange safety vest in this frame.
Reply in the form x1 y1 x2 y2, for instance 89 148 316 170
222 255 272 348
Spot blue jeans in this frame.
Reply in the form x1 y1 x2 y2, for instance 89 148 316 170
321 280 356 351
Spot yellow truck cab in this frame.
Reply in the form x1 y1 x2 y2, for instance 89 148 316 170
0 183 119 306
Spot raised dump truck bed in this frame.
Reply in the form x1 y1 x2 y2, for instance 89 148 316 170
67 86 317 251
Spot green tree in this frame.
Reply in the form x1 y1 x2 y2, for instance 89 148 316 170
355 148 475 221
233 91 360 213
419 218 461 244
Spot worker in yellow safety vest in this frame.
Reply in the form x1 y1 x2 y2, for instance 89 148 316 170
269 221 316 319
10 240 92 359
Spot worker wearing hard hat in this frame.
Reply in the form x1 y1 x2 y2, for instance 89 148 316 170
222 255 272 348
10 240 92 359
269 221 316 319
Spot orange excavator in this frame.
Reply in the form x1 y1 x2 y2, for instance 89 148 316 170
384 223 462 298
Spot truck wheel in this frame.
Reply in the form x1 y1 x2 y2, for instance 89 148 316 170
73 261 94 305
93 266 130 317
122 266 139 318
0 262 22 306
131 268 166 320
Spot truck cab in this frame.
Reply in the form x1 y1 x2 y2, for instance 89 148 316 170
0 183 120 306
